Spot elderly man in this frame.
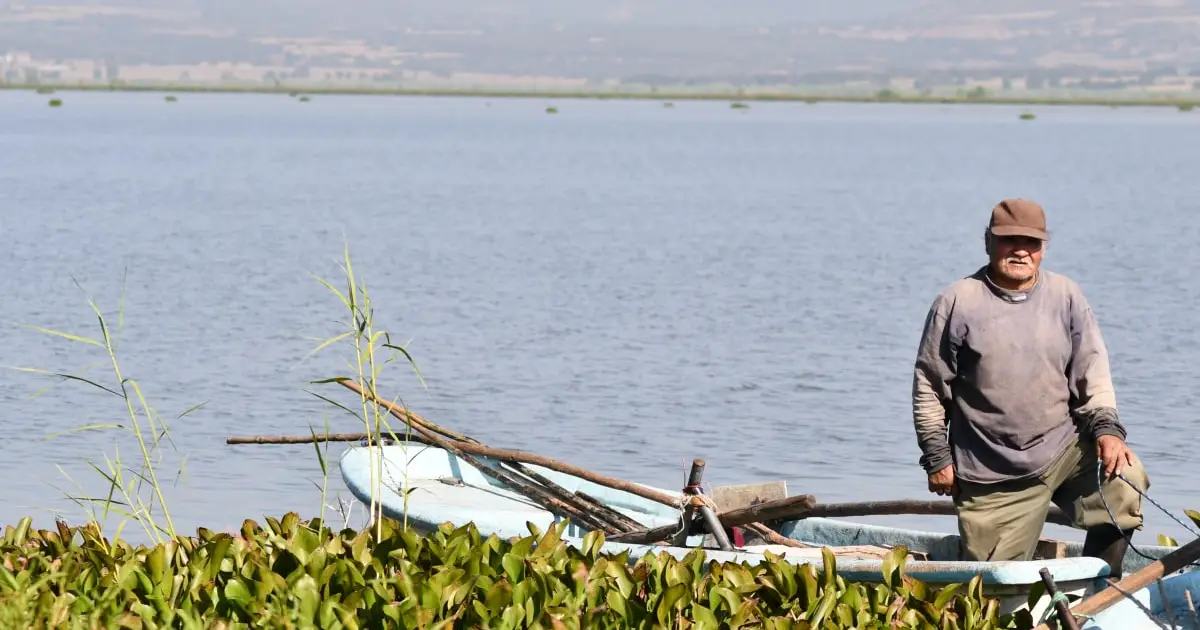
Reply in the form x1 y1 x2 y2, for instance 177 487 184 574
911 198 1149 579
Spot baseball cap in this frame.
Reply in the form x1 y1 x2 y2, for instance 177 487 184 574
989 199 1048 241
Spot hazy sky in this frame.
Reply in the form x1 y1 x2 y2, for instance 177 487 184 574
7 0 1200 77
15 0 933 28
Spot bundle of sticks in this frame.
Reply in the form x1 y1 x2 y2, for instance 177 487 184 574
226 378 1074 550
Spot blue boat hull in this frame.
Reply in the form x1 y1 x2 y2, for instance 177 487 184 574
1082 570 1200 629
338 441 1180 619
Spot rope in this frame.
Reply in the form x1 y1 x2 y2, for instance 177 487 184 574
670 486 720 539
1097 460 1200 567
1036 592 1095 627
1026 463 1197 630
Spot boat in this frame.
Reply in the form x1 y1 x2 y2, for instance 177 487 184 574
1080 568 1200 629
338 439 1182 619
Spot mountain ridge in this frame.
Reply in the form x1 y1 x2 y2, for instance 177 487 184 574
4 1 1200 88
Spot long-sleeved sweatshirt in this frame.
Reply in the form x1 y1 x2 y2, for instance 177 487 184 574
911 266 1126 484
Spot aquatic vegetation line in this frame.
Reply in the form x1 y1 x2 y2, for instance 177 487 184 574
5 81 1200 109
0 514 1035 629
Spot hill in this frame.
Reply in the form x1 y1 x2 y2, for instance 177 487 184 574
3 1 1199 92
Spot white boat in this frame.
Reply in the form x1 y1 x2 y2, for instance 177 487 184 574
338 440 1182 619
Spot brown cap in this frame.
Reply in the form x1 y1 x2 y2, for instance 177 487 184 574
989 198 1048 240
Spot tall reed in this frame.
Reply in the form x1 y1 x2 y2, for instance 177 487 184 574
7 271 199 546
304 244 424 541
8 247 419 547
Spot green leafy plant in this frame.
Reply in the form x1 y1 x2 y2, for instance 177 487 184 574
0 513 1023 628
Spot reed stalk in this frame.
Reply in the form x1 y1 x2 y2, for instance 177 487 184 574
7 270 200 545
303 243 424 541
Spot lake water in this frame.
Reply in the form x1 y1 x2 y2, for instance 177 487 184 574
1 90 1197 550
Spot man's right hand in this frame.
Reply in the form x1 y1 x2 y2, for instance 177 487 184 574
928 465 957 498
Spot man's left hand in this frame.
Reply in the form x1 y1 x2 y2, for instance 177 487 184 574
1097 435 1136 478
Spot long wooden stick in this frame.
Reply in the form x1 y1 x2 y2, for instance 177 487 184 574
336 384 480 446
250 380 1078 545
745 523 814 548
330 381 620 533
574 490 645 532
230 426 685 502
228 426 810 546
228 430 1082 528
610 494 819 545
500 461 640 533
1032 536 1200 630
335 378 644 534
227 432 388 445
227 431 840 548
803 499 1075 528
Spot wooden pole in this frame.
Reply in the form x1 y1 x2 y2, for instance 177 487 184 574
681 459 733 551
230 430 1078 524
241 379 1081 545
227 432 393 445
1032 536 1200 630
798 499 1073 528
335 380 480 445
574 490 645 532
325 382 619 534
1039 567 1081 630
743 523 814 548
334 378 645 534
610 494 818 545
499 460 640 533
671 462 701 547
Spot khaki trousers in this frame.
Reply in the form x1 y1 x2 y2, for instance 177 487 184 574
954 436 1150 562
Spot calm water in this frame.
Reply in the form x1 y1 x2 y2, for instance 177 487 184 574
1 91 1197 548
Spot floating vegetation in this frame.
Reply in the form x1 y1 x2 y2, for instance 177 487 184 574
1019 112 1036 120
663 101 675 108
0 515 1019 628
47 98 63 107
35 86 55 94
1179 104 1195 112
164 95 178 102
298 95 312 103
730 101 750 109
875 88 901 101
545 106 558 114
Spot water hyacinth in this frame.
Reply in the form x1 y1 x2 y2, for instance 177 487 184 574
0 513 1027 629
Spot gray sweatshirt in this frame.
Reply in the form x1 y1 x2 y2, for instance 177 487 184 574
912 266 1126 484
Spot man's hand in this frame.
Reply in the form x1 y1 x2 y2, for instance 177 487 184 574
928 465 957 498
1097 435 1136 478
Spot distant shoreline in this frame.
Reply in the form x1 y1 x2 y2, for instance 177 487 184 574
4 82 1200 109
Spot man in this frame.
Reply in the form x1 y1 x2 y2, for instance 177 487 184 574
911 198 1149 579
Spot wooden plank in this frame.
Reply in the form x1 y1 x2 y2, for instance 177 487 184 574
1035 538 1070 560
609 494 818 545
711 481 789 512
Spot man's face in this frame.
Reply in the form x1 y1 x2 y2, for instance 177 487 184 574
988 234 1044 286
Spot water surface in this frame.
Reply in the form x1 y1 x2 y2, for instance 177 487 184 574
1 91 1197 549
